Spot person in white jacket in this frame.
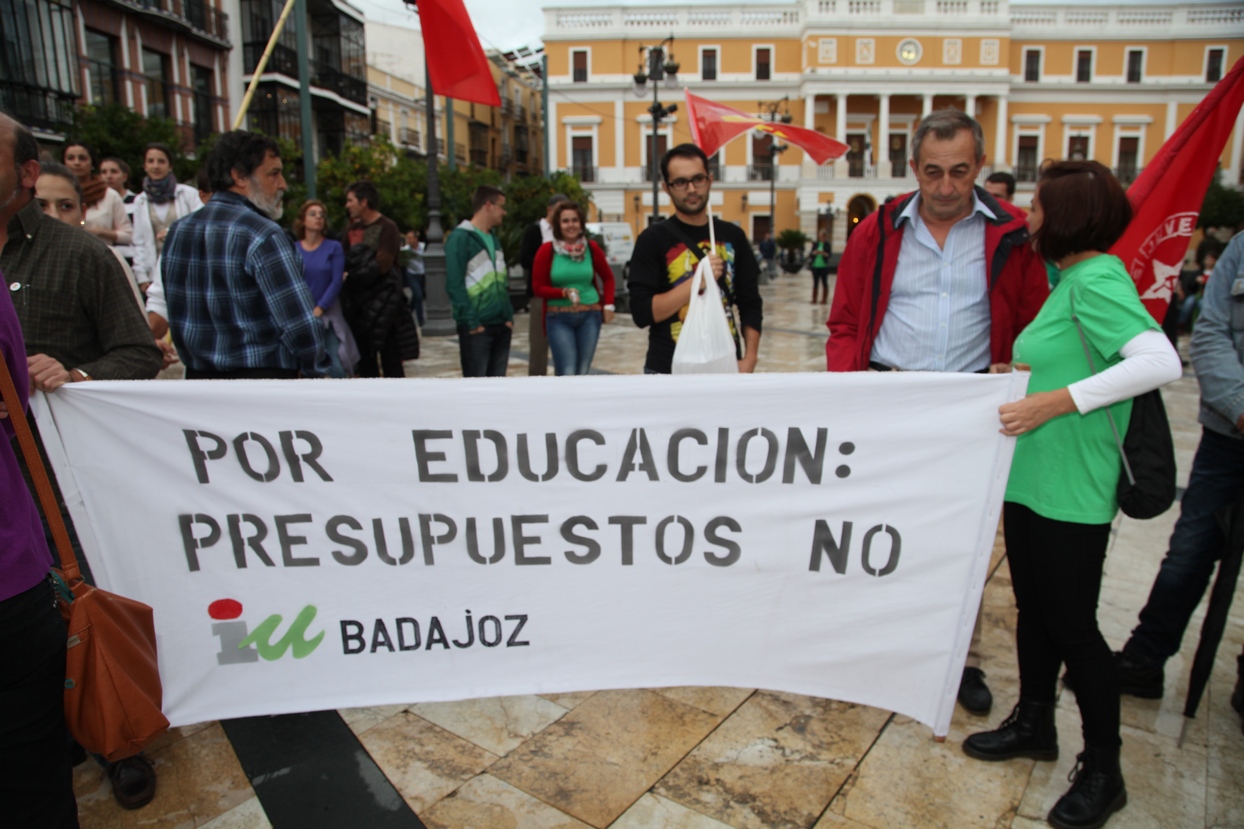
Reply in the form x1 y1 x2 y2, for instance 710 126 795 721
130 142 201 292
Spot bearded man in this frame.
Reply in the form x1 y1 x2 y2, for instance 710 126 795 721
162 130 327 379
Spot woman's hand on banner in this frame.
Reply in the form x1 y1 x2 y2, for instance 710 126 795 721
998 387 1076 436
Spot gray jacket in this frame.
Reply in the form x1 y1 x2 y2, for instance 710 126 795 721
1191 230 1244 439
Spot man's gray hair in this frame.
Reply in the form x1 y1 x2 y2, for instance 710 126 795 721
911 109 984 165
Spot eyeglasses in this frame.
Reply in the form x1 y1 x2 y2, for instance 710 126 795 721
306 209 325 217
666 174 710 191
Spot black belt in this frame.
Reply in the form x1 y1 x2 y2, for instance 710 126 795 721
868 361 991 374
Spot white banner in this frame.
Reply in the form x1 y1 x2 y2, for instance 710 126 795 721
35 372 1025 737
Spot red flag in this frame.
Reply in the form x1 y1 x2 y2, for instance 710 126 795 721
417 0 501 106
1110 54 1244 320
685 90 848 165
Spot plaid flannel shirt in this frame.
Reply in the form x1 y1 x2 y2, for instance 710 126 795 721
2 199 162 379
162 191 327 375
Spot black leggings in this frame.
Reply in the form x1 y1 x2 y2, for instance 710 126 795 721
811 268 830 290
1004 501 1120 748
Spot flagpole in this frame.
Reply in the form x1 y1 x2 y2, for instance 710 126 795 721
232 0 299 130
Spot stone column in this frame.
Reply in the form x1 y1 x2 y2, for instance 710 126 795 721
836 93 849 178
994 95 1009 169
965 94 977 117
922 93 933 118
877 93 890 177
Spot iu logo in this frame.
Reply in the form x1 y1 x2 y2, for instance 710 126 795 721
208 598 325 665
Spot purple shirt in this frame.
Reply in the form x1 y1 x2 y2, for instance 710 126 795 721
1 273 54 602
297 239 345 311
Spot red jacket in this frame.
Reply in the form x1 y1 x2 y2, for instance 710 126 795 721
826 188 1049 371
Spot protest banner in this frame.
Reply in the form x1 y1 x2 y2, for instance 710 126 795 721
34 371 1025 737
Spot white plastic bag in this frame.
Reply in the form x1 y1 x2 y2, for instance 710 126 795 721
671 256 739 375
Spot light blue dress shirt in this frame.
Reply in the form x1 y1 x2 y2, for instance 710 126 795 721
870 193 996 372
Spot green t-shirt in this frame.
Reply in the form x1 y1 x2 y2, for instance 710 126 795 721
1005 254 1159 524
547 252 600 307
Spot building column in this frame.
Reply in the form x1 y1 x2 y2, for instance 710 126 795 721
994 95 1009 169
804 93 818 176
922 93 933 118
964 93 977 117
835 93 848 177
877 93 890 176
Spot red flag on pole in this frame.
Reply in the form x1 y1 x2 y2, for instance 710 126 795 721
1109 54 1244 320
417 0 501 106
685 90 848 165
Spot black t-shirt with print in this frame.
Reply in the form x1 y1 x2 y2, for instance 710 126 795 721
626 217 763 373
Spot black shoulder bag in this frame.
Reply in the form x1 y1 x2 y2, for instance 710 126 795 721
1070 287 1177 520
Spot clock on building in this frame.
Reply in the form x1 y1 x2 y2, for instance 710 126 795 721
897 39 922 65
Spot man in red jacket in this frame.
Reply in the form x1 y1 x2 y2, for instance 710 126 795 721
826 109 1048 714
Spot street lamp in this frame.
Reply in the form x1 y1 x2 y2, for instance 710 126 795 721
758 97 791 280
633 36 679 225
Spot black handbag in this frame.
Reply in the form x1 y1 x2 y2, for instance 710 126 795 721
1070 288 1177 520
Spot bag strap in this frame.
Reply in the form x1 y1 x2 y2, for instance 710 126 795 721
0 354 82 581
1069 287 1135 486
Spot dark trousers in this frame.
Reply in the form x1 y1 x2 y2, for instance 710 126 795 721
1127 428 1244 665
356 329 405 379
0 578 79 828
458 323 511 377
1005 501 1120 748
527 297 549 376
183 367 298 380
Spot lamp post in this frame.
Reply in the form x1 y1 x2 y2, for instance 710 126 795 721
632 36 679 225
758 97 791 281
403 1 455 336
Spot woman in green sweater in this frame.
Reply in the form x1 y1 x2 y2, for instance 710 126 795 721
531 201 616 375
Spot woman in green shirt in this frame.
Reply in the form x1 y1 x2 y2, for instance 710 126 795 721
531 202 616 375
963 161 1182 829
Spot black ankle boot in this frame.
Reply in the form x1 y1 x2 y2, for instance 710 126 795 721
1047 746 1126 829
963 700 1058 762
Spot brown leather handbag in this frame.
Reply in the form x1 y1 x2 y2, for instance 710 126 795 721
0 360 169 761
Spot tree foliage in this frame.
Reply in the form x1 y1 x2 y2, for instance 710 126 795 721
1199 170 1244 231
310 137 595 264
68 104 195 188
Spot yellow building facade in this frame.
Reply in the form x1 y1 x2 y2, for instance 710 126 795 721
543 1 1244 246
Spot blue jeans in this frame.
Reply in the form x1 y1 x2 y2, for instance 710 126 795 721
546 310 601 376
1125 427 1244 665
457 323 511 377
323 327 347 379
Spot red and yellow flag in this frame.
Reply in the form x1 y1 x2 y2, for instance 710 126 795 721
684 90 848 165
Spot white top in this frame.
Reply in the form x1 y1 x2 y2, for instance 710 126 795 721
1068 329 1183 413
84 187 133 247
131 184 202 285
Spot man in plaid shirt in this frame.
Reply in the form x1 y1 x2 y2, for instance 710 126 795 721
162 131 327 379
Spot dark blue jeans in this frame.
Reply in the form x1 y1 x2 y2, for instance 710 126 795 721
546 310 601 376
0 578 79 828
458 323 511 377
1125 427 1244 665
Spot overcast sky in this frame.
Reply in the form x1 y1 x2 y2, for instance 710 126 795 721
353 0 1177 54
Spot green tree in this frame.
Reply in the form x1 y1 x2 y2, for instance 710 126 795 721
1199 170 1244 231
68 104 191 188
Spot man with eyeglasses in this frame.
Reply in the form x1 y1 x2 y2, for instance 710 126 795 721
627 143 763 374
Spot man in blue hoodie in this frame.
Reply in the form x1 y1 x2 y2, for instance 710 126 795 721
445 185 513 377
